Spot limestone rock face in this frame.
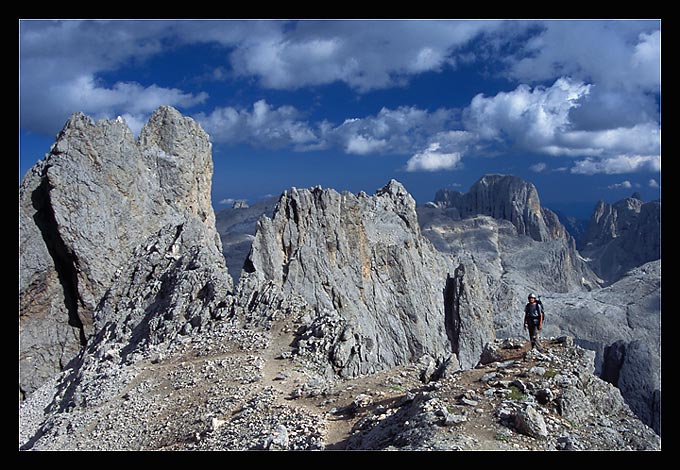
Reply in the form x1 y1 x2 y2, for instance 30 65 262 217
19 179 498 451
425 173 600 303
581 195 661 284
583 197 643 248
239 180 495 377
433 174 567 242
19 106 225 397
19 162 84 398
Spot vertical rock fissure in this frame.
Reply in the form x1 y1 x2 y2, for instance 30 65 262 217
443 266 465 356
601 340 626 387
31 175 87 348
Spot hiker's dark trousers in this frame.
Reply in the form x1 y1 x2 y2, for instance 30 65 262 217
527 323 541 349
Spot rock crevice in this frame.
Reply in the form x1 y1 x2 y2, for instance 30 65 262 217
30 172 88 347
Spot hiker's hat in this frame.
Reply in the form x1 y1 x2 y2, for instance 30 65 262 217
528 293 536 300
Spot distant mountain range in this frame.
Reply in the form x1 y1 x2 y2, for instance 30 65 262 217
19 107 661 450
213 173 660 433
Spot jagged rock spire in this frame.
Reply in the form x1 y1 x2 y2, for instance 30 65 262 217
19 106 228 398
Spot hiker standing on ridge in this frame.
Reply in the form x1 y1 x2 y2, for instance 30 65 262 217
523 293 544 352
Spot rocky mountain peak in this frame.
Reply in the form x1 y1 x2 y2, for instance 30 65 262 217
138 106 209 161
19 107 660 450
232 200 249 209
376 178 412 200
137 105 217 234
19 106 226 398
581 194 660 284
239 181 494 378
434 174 567 242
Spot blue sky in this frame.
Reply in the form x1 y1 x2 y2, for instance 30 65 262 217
19 19 661 219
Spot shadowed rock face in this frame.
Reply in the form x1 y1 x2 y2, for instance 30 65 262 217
19 106 226 398
581 195 660 284
238 181 495 377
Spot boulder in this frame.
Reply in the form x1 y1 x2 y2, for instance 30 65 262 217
514 405 548 439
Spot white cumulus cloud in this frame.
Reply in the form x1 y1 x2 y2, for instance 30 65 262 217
505 20 660 135
197 101 458 155
330 106 454 155
20 20 210 135
607 181 633 189
345 135 387 155
461 78 660 174
558 122 660 157
464 77 591 151
506 20 660 92
229 20 504 92
405 143 463 172
196 100 318 148
630 30 661 90
571 155 661 175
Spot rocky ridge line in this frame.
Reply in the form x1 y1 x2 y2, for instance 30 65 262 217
19 107 660 450
237 181 495 378
19 106 225 399
581 194 661 284
19 331 659 450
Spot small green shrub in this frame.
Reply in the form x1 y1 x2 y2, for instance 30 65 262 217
496 432 511 443
507 385 525 400
544 369 558 378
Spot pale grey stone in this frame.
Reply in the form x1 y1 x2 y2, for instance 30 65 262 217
581 196 660 284
514 405 548 439
238 180 495 378
19 106 227 398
